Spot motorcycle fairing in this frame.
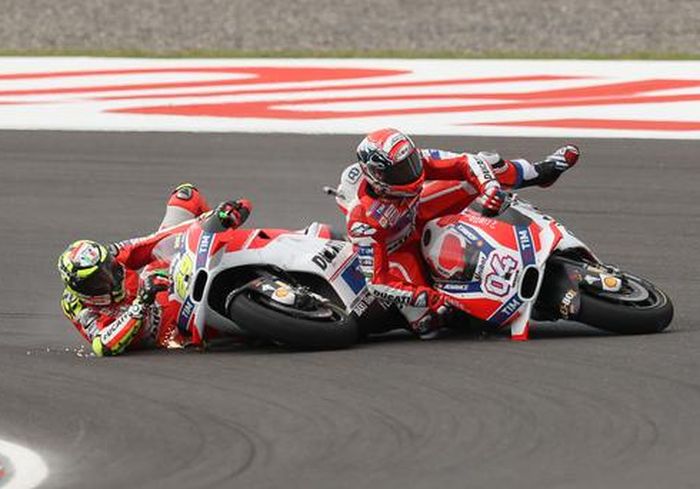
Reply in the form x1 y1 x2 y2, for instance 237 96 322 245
423 198 593 339
170 221 371 342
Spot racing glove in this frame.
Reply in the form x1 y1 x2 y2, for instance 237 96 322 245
137 270 170 306
532 145 580 187
216 199 252 229
477 181 507 217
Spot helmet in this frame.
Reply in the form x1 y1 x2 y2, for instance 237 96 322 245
356 128 425 198
57 240 125 306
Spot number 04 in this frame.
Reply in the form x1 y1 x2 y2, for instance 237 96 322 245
484 254 517 297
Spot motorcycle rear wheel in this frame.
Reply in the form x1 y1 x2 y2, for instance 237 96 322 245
228 291 358 350
577 273 673 334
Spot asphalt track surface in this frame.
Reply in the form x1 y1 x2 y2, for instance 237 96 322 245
0 131 698 489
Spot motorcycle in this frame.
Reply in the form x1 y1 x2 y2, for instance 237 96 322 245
153 210 386 350
419 193 674 339
159 191 673 349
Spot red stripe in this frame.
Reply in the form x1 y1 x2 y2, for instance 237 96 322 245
511 322 529 341
549 222 563 252
114 92 700 120
96 75 576 101
478 118 700 131
329 252 357 281
0 67 407 97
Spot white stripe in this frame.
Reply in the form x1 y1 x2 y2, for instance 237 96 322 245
242 230 259 249
419 182 476 204
512 159 538 181
0 439 48 489
389 261 412 282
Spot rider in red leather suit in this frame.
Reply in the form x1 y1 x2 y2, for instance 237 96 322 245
334 128 580 337
58 184 251 356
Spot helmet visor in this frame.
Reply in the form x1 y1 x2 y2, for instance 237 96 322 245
383 151 423 185
72 257 119 297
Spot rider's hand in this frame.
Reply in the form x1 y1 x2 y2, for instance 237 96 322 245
137 270 169 305
477 182 507 217
216 199 252 229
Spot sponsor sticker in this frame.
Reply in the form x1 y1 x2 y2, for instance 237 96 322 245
312 241 345 271
341 258 367 295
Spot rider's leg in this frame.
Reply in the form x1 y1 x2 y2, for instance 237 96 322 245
158 183 211 231
478 146 580 189
386 240 445 337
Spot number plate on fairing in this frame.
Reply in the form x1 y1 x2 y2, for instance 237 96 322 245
423 216 539 324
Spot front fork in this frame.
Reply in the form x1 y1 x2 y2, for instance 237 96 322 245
535 256 624 323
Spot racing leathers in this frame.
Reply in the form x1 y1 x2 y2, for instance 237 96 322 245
336 147 579 335
60 185 251 356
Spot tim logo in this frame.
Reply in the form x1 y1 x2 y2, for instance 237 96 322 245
196 233 213 267
516 227 535 264
198 234 212 254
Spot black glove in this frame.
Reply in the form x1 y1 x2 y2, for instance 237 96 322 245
137 270 169 305
216 199 252 229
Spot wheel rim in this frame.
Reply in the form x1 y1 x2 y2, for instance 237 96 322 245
592 274 667 310
249 291 345 322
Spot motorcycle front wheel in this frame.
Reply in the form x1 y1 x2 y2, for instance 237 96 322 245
577 272 674 334
227 290 358 350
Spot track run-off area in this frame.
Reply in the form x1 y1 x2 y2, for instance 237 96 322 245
1 58 699 489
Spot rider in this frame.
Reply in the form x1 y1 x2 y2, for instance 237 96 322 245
57 183 252 356
334 128 580 337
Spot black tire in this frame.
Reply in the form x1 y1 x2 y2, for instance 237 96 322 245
577 273 674 334
227 291 358 350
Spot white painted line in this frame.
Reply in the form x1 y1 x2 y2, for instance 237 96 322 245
0 439 48 489
0 57 699 139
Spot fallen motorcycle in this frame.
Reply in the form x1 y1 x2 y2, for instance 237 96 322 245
420 193 674 339
155 210 386 350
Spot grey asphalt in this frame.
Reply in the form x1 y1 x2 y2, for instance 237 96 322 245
0 131 698 489
2 0 700 56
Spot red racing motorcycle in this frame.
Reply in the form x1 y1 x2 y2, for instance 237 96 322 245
154 211 389 350
420 193 674 339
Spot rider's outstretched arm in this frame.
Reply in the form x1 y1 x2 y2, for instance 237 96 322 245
60 297 145 357
89 304 146 357
61 271 169 356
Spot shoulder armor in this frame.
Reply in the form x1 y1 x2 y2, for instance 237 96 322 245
336 163 364 214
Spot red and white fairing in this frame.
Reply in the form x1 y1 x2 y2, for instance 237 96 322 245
422 198 595 340
157 217 371 344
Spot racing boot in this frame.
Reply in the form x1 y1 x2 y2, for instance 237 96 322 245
407 302 451 340
531 145 580 187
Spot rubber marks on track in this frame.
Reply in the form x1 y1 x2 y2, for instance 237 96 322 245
0 439 48 489
0 58 699 138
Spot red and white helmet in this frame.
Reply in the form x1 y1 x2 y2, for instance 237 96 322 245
356 128 425 197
